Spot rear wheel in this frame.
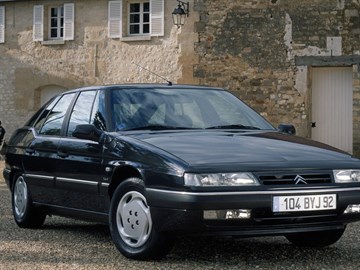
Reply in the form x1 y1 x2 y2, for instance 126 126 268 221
109 178 174 260
12 175 46 228
286 228 345 247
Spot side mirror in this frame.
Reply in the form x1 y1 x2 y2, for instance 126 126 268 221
278 124 296 135
73 124 103 142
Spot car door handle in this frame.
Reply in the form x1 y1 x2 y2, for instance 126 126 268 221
25 148 35 155
57 151 69 158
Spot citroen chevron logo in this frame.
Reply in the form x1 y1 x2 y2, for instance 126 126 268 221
294 175 307 185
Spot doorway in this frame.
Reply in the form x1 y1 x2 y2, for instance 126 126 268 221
311 67 353 153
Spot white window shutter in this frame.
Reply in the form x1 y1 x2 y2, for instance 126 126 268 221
0 6 5 43
64 3 75 40
150 0 164 36
108 1 122 38
33 5 44 41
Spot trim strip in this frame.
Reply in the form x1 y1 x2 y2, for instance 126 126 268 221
147 187 360 196
57 177 98 186
24 174 105 187
24 174 54 180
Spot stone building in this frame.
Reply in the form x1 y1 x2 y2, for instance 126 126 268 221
192 0 360 157
0 0 360 157
0 0 198 137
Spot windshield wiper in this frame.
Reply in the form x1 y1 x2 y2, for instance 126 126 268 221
206 124 260 130
124 125 195 131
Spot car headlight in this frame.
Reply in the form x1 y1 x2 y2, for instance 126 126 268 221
333 170 360 183
184 172 259 186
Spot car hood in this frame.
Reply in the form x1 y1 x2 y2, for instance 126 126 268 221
126 130 356 169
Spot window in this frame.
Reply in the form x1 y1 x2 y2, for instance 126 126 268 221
39 93 76 136
32 97 60 132
129 2 149 35
67 91 97 137
33 3 74 42
108 0 164 39
90 90 108 131
49 7 64 39
0 6 4 43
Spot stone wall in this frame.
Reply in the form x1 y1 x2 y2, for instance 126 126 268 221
194 0 360 157
1 0 360 157
0 52 18 135
0 0 198 137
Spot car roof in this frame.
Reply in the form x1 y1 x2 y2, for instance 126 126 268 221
62 84 226 95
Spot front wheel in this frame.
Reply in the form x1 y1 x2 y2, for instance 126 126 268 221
109 178 174 260
12 175 46 228
285 228 345 247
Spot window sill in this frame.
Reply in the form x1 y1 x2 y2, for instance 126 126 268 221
120 35 151 42
41 40 65 46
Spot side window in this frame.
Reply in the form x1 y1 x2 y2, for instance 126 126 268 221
39 93 76 136
67 91 97 137
90 90 107 131
33 96 60 132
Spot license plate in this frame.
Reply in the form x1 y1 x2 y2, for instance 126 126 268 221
273 194 336 212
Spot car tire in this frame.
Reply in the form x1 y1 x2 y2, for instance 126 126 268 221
12 175 46 228
285 228 345 247
109 178 174 260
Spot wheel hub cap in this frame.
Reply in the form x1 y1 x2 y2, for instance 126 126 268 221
14 177 28 218
116 191 152 248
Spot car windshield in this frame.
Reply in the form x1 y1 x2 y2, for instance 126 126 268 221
110 87 275 131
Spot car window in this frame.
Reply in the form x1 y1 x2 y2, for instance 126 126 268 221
27 96 60 128
67 91 97 137
90 90 107 131
206 94 264 128
110 88 274 131
32 96 60 132
39 93 76 136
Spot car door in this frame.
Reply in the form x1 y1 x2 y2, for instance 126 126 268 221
55 90 107 213
23 93 77 205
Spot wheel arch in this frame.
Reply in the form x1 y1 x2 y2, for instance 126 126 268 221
108 165 143 198
8 167 23 191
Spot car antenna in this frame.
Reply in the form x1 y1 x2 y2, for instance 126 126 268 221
133 62 173 86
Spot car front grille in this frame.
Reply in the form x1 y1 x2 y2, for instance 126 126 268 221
257 173 332 185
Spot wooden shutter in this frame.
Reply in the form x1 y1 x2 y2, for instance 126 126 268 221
33 5 44 41
150 0 164 36
64 3 75 40
0 6 4 43
108 1 122 38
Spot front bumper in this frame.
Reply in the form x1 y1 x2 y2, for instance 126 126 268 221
147 187 360 236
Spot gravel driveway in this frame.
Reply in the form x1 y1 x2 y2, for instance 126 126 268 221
1 161 360 269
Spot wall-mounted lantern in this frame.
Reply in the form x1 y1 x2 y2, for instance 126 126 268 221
172 1 189 28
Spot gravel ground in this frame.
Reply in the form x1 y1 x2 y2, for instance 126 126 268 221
1 161 360 269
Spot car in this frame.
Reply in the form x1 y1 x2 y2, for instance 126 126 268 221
3 84 360 260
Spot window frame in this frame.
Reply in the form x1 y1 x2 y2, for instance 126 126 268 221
48 6 64 40
128 1 150 36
